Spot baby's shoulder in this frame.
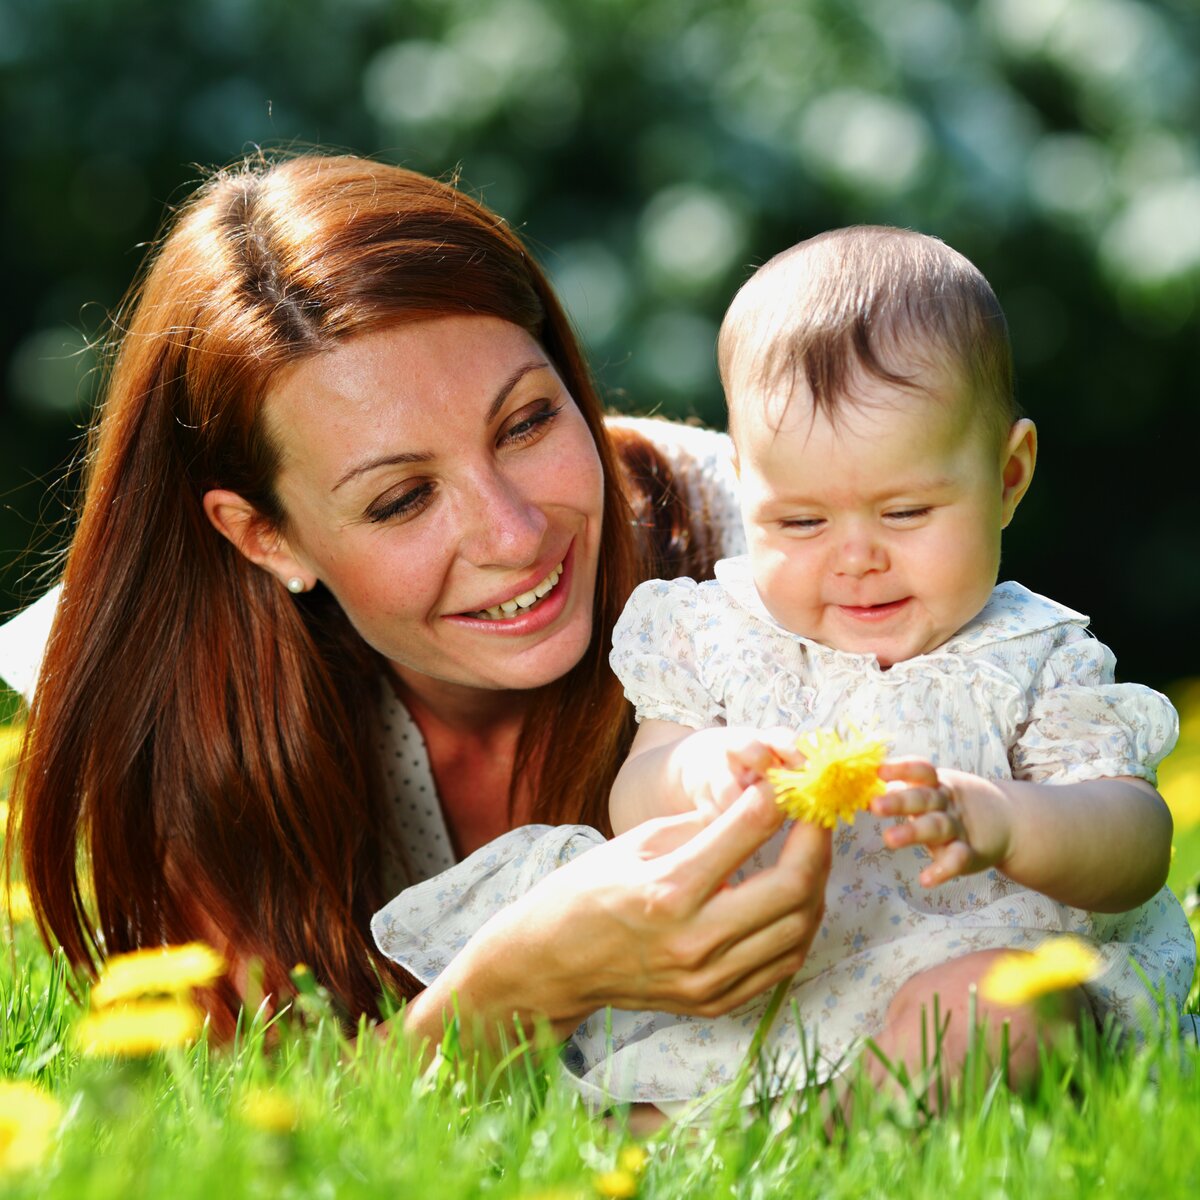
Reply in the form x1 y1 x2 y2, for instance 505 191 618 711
955 583 1089 654
947 582 1103 696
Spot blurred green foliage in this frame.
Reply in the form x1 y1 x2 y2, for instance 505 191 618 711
1 0 1198 686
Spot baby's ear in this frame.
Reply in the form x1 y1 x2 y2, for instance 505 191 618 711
1000 419 1037 527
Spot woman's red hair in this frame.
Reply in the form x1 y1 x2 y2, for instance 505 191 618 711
11 153 717 1030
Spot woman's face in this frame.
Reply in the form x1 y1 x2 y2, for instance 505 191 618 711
262 316 605 697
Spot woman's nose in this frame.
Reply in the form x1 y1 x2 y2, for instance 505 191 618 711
458 470 548 568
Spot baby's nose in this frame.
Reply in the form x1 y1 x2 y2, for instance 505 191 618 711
834 534 888 576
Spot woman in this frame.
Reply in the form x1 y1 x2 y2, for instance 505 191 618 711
3 153 829 1049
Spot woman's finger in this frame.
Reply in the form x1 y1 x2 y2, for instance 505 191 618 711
699 818 831 943
605 937 812 1017
681 949 813 1019
663 780 789 890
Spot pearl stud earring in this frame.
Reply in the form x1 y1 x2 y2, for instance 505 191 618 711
286 577 306 594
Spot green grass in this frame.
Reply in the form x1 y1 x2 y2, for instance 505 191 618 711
1 685 1199 1198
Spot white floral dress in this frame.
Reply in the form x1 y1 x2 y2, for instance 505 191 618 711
373 556 1194 1105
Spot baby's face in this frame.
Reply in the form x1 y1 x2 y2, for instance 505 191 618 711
734 374 1033 668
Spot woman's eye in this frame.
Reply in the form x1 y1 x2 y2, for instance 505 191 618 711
367 482 434 524
502 401 562 446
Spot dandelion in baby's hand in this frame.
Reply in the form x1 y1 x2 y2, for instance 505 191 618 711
76 998 204 1057
0 1080 62 1171
767 726 889 828
980 936 1103 1007
90 942 225 1008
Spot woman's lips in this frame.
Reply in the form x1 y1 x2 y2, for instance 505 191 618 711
466 561 563 620
444 545 575 636
837 597 911 621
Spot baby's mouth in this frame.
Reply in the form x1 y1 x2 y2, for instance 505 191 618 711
466 562 563 621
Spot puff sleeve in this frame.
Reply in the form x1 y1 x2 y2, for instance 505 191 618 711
1011 627 1178 785
609 577 726 729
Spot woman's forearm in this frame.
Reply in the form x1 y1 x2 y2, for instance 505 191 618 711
998 776 1173 912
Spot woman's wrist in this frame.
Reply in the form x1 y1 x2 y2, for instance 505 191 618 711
402 903 591 1053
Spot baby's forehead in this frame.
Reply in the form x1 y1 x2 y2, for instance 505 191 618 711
728 358 973 452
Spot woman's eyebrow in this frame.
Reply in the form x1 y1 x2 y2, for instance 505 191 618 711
332 359 552 492
484 359 552 423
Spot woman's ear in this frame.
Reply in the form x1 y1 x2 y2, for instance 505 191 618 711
999 419 1037 528
202 489 316 592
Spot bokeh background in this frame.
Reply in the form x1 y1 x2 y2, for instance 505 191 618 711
2 0 1198 691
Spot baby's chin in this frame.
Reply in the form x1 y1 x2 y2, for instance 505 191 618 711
819 623 959 668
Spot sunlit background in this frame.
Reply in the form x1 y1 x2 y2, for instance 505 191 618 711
2 0 1198 702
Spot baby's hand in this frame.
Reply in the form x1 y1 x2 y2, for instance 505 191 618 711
677 726 801 822
870 758 1013 888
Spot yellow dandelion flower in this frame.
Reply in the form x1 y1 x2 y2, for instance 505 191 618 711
91 942 225 1008
0 1081 61 1172
593 1169 638 1199
617 1146 648 1174
0 725 25 775
2 882 33 924
236 1086 300 1133
767 727 889 828
980 937 1103 1007
76 998 204 1057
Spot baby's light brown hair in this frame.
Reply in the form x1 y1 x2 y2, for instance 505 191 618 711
718 226 1017 442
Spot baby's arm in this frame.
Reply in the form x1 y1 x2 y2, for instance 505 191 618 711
610 720 799 835
873 762 1172 912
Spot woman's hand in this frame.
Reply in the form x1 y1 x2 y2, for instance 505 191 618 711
405 783 831 1046
871 757 1013 888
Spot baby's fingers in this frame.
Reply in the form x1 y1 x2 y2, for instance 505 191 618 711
872 781 952 819
918 841 973 888
882 808 963 850
729 727 803 778
877 757 939 787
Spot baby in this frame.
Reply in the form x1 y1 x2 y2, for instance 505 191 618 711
605 225 1190 1093
374 227 1193 1107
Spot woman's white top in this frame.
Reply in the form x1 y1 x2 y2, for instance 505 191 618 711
373 554 1194 1105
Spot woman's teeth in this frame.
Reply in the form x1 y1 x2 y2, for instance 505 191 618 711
472 563 562 620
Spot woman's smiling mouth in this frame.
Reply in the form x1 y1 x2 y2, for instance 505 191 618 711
465 562 564 621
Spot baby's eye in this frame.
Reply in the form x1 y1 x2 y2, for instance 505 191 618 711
884 506 931 522
779 517 825 532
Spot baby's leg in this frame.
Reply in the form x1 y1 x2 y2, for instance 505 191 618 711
867 948 1094 1105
